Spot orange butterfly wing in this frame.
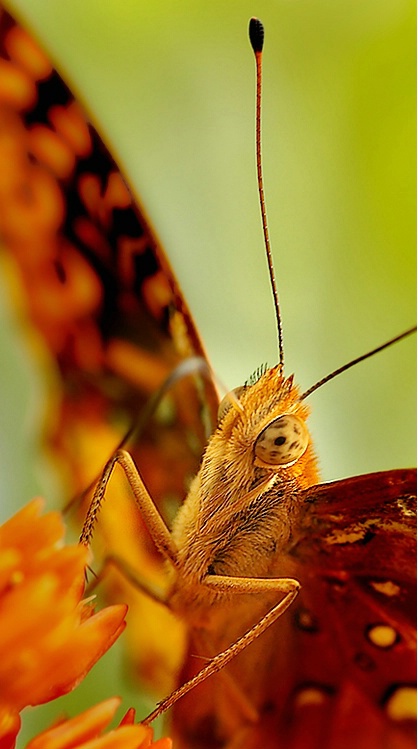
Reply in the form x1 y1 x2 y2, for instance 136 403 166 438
0 6 219 507
0 5 217 694
172 469 416 748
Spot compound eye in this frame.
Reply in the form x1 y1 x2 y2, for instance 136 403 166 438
254 414 309 467
217 386 245 422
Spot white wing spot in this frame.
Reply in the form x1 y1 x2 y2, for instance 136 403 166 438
324 524 368 545
385 686 417 721
396 498 415 517
369 580 401 597
294 686 330 707
367 623 398 649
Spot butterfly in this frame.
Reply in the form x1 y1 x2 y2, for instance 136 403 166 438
0 4 415 749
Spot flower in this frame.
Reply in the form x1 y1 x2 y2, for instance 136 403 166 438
0 498 128 749
25 698 172 749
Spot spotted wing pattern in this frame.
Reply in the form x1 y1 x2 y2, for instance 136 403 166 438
0 5 217 693
171 469 416 748
0 7 219 506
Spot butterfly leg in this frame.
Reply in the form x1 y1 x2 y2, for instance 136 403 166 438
80 449 179 567
189 627 261 725
143 573 299 724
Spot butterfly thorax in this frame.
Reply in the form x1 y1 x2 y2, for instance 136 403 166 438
168 369 319 612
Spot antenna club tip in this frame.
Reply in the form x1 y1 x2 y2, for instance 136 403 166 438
249 17 264 54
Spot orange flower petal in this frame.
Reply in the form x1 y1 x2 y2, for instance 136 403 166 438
24 700 163 749
0 706 20 749
0 499 63 555
37 605 128 703
74 727 152 749
26 698 121 749
0 501 127 713
151 740 172 749
118 710 135 727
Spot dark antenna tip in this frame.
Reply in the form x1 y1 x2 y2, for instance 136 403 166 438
249 18 264 53
249 16 284 368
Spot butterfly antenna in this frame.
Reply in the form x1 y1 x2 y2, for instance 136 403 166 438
249 18 284 373
300 326 416 400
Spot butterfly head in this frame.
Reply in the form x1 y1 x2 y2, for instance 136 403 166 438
216 365 319 488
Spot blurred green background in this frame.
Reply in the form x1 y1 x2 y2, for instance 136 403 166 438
0 0 415 744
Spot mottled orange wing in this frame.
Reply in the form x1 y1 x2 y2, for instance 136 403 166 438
0 5 218 692
281 469 416 748
172 469 416 748
0 5 223 505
